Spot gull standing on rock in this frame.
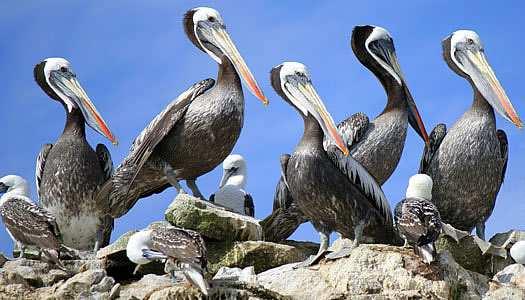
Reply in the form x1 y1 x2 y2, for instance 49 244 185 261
0 175 63 267
209 154 255 217
127 225 208 295
394 174 442 264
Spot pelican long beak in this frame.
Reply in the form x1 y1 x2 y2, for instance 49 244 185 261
369 39 429 144
285 78 349 156
208 26 269 105
457 49 522 127
51 71 118 144
183 267 209 296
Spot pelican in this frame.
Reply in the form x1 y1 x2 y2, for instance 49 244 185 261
0 175 63 267
209 154 254 217
34 58 116 251
100 7 268 218
394 174 441 264
263 25 428 242
419 30 522 240
271 62 394 266
127 225 208 295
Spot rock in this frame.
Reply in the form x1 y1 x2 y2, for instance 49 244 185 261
119 274 174 300
436 234 489 275
484 264 525 299
165 194 263 241
258 244 489 299
213 266 257 285
208 240 318 274
486 230 525 276
53 269 115 299
0 259 69 287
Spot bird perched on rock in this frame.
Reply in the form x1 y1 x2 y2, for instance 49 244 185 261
0 175 63 267
209 154 254 217
394 174 442 264
419 30 522 240
126 225 208 295
510 241 525 264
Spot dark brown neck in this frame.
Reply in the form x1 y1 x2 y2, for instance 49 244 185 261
298 115 324 151
472 89 495 118
63 108 86 138
382 78 406 113
216 55 241 88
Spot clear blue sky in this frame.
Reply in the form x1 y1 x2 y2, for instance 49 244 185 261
1 1 524 255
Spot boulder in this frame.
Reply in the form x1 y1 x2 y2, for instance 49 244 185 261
0 259 68 287
483 264 525 299
165 194 263 241
258 244 489 299
52 269 116 299
208 240 318 274
119 274 174 300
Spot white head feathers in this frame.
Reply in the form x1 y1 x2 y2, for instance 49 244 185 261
405 174 433 200
220 154 247 188
126 229 153 265
0 175 30 199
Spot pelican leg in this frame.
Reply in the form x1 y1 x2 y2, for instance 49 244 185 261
294 230 330 268
403 238 410 248
164 166 187 195
93 227 105 253
187 179 206 200
475 222 486 241
326 222 364 260
18 244 25 259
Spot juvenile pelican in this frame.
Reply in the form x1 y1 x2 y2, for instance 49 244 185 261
126 225 208 295
419 30 522 239
101 7 268 218
34 58 116 251
394 174 442 264
0 175 63 266
209 154 254 217
271 62 394 266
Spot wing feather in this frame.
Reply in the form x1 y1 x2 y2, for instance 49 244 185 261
244 194 255 217
327 146 392 224
96 144 113 181
496 129 508 184
324 112 370 151
0 196 61 249
35 144 53 199
150 226 206 268
419 124 447 174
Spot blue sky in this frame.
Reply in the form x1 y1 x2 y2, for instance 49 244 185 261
1 1 524 255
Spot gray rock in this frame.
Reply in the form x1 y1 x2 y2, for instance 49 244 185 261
119 274 174 300
207 240 318 274
493 264 525 289
53 269 115 299
96 230 138 260
258 244 489 299
0 252 7 268
165 194 263 241
0 259 69 287
213 266 257 285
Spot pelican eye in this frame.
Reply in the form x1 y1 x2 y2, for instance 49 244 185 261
466 38 474 45
208 16 216 22
60 66 68 73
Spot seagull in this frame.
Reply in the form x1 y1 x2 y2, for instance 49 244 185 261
394 174 442 264
126 225 208 295
209 154 254 217
0 175 63 267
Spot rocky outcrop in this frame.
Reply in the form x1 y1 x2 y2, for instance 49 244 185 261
165 194 263 241
484 264 525 299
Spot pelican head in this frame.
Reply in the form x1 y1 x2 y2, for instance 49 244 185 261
443 30 522 127
34 58 118 144
270 62 349 156
352 25 429 144
184 7 268 105
219 154 247 188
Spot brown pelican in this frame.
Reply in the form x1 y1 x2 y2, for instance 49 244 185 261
34 58 116 251
394 174 442 264
419 30 522 240
209 154 254 217
262 25 429 242
0 175 63 267
126 225 208 295
100 7 268 218
271 62 394 266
